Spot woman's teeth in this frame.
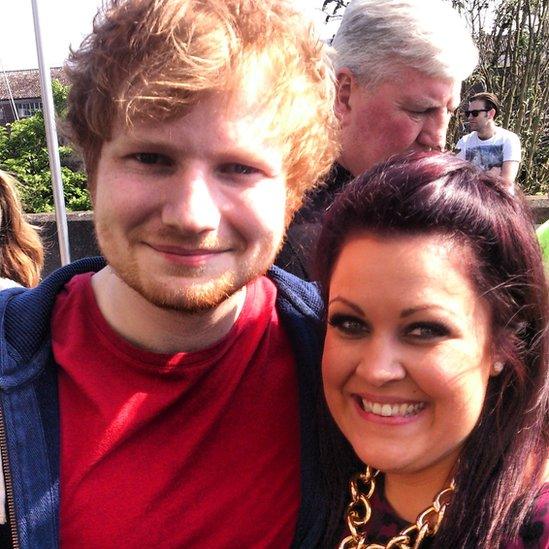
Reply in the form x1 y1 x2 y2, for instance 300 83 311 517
361 400 425 417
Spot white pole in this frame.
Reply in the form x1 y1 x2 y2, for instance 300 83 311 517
30 0 71 265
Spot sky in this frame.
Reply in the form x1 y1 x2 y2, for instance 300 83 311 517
0 0 336 71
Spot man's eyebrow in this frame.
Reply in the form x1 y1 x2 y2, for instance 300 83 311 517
117 134 178 149
402 97 455 111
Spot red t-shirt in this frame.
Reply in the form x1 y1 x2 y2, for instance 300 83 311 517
52 273 301 548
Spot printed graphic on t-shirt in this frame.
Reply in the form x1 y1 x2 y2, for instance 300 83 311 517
465 144 503 170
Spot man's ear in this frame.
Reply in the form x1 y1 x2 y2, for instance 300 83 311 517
335 68 356 125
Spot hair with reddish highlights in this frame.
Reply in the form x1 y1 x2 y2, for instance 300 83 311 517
0 171 44 287
316 152 548 548
64 0 339 215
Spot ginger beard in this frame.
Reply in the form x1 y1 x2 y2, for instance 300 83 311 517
94 220 280 314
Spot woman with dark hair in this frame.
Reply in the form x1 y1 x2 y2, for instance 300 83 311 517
0 170 43 288
317 152 548 548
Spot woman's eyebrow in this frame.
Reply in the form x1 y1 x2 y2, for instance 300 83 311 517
327 296 364 316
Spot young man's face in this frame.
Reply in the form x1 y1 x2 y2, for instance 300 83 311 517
92 90 288 313
337 66 461 175
465 99 492 133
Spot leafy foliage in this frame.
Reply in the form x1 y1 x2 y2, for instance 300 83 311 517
0 79 91 213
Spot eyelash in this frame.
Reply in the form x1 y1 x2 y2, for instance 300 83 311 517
407 109 455 118
131 152 172 166
406 322 450 340
218 163 260 176
328 314 369 337
327 314 450 341
406 108 428 117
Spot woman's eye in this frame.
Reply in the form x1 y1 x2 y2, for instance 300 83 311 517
406 322 449 340
132 153 171 166
328 314 369 337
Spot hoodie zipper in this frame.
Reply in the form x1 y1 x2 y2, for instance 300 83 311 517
0 402 20 549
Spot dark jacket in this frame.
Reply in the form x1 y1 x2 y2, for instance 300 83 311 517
275 164 353 280
0 257 327 548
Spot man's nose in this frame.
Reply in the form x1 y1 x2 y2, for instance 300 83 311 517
355 339 406 387
417 111 449 151
161 166 221 233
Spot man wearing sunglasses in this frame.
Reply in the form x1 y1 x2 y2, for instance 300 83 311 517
456 92 521 191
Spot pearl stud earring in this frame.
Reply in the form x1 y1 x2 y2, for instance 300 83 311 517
493 361 504 375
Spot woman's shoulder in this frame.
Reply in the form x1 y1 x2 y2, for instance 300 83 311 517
503 483 549 549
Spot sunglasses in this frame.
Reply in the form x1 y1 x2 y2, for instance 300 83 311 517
464 109 490 118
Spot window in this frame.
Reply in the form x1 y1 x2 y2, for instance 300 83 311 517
16 100 42 118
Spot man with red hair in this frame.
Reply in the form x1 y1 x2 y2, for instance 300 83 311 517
0 1 338 546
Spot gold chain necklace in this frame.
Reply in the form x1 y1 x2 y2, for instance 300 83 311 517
339 466 455 549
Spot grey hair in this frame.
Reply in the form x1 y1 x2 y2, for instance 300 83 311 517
332 0 478 87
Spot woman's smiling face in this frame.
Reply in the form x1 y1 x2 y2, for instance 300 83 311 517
322 232 496 478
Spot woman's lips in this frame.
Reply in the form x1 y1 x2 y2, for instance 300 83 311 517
352 394 427 422
360 399 425 417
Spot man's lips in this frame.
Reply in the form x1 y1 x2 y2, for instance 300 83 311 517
145 242 232 266
147 243 230 256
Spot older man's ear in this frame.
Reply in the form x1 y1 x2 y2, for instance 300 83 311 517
335 68 357 125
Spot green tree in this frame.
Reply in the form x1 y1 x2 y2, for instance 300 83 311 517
0 79 91 213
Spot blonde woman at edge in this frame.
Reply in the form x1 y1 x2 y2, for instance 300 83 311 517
0 171 44 289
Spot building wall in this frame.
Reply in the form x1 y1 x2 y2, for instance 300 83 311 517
0 97 43 125
0 67 68 125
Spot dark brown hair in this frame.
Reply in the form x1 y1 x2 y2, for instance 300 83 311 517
469 91 501 117
316 152 548 548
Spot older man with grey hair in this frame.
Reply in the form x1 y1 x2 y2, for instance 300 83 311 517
276 0 478 279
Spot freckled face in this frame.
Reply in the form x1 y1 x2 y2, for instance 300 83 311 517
322 233 494 478
338 67 461 175
92 89 288 313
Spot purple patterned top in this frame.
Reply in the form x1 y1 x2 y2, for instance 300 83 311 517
350 479 549 548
